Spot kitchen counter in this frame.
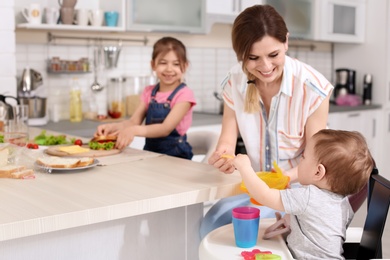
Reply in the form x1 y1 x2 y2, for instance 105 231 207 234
0 127 242 259
42 112 224 138
329 103 381 113
42 105 380 137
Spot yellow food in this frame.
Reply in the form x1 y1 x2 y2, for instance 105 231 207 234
240 161 290 205
220 154 234 159
58 145 90 154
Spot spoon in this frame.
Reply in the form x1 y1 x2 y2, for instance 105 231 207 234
91 72 103 92
91 47 104 92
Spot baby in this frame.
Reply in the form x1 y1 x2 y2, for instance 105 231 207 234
232 129 374 259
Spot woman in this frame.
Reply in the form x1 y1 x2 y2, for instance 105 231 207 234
200 5 333 238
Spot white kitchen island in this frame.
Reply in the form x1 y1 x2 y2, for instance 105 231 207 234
0 127 242 260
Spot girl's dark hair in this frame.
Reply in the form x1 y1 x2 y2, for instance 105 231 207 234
232 5 288 64
152 37 188 72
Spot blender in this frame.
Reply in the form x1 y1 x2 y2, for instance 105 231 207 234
18 67 49 126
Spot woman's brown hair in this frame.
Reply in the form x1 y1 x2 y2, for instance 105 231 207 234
231 5 288 113
152 37 188 72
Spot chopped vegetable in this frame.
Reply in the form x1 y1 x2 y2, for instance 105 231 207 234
33 130 69 146
74 139 83 146
0 134 3 143
88 141 115 150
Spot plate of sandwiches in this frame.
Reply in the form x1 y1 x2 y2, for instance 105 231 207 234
35 156 99 172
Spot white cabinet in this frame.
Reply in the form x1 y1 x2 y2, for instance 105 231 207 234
380 109 390 178
126 0 206 34
269 0 366 43
206 0 263 29
316 0 366 43
207 0 366 43
327 109 381 165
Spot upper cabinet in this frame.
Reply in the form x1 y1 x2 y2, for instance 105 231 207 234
206 0 366 43
126 0 206 34
15 0 206 34
206 0 263 27
15 0 126 32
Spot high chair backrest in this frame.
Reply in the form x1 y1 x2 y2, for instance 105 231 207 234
357 170 389 259
344 167 390 259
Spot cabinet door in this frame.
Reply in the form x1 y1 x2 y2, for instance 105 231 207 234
207 0 236 15
266 0 314 39
127 0 206 33
379 109 390 178
328 110 380 161
318 0 365 43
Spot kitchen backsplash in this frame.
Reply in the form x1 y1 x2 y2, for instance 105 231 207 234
15 43 332 121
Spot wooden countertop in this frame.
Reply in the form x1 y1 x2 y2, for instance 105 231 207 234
0 127 242 242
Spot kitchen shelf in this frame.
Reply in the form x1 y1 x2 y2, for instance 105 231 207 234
16 23 125 32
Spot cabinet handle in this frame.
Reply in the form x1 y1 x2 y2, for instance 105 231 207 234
372 118 376 138
389 81 390 102
388 113 390 133
233 0 237 12
347 113 360 118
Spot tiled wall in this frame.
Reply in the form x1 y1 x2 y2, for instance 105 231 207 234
0 0 16 97
15 42 332 121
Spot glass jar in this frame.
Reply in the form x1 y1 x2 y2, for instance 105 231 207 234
69 77 82 122
107 77 126 119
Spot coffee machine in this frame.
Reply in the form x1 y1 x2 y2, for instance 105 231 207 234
334 68 356 100
18 67 48 126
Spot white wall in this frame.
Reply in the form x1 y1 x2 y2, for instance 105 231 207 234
14 35 332 121
0 0 16 97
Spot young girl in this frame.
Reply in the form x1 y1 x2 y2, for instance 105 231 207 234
95 37 196 159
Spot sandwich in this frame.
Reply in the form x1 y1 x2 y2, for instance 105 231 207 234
36 156 94 168
0 165 35 179
0 149 35 179
89 135 117 150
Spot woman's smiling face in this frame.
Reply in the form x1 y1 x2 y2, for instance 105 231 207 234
245 35 288 84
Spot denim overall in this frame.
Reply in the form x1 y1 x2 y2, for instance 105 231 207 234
143 83 193 160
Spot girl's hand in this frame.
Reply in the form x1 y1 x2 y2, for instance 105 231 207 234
208 148 236 174
115 127 135 150
95 122 122 137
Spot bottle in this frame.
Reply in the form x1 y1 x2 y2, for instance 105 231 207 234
363 74 372 105
69 77 82 122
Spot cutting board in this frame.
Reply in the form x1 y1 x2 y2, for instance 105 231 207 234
44 145 121 158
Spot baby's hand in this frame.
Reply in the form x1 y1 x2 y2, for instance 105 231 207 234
232 154 251 171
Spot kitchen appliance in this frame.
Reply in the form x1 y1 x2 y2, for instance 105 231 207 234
334 68 356 100
18 67 48 126
0 95 20 120
363 74 373 105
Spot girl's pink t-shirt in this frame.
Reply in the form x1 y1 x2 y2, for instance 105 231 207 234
141 84 196 136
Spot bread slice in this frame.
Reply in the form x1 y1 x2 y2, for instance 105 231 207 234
76 157 94 167
36 156 94 168
0 165 28 179
0 148 9 167
11 169 35 179
36 156 81 168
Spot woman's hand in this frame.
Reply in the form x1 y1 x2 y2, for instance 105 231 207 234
208 146 236 174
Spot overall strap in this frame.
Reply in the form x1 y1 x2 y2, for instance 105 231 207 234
167 83 187 102
150 83 160 99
